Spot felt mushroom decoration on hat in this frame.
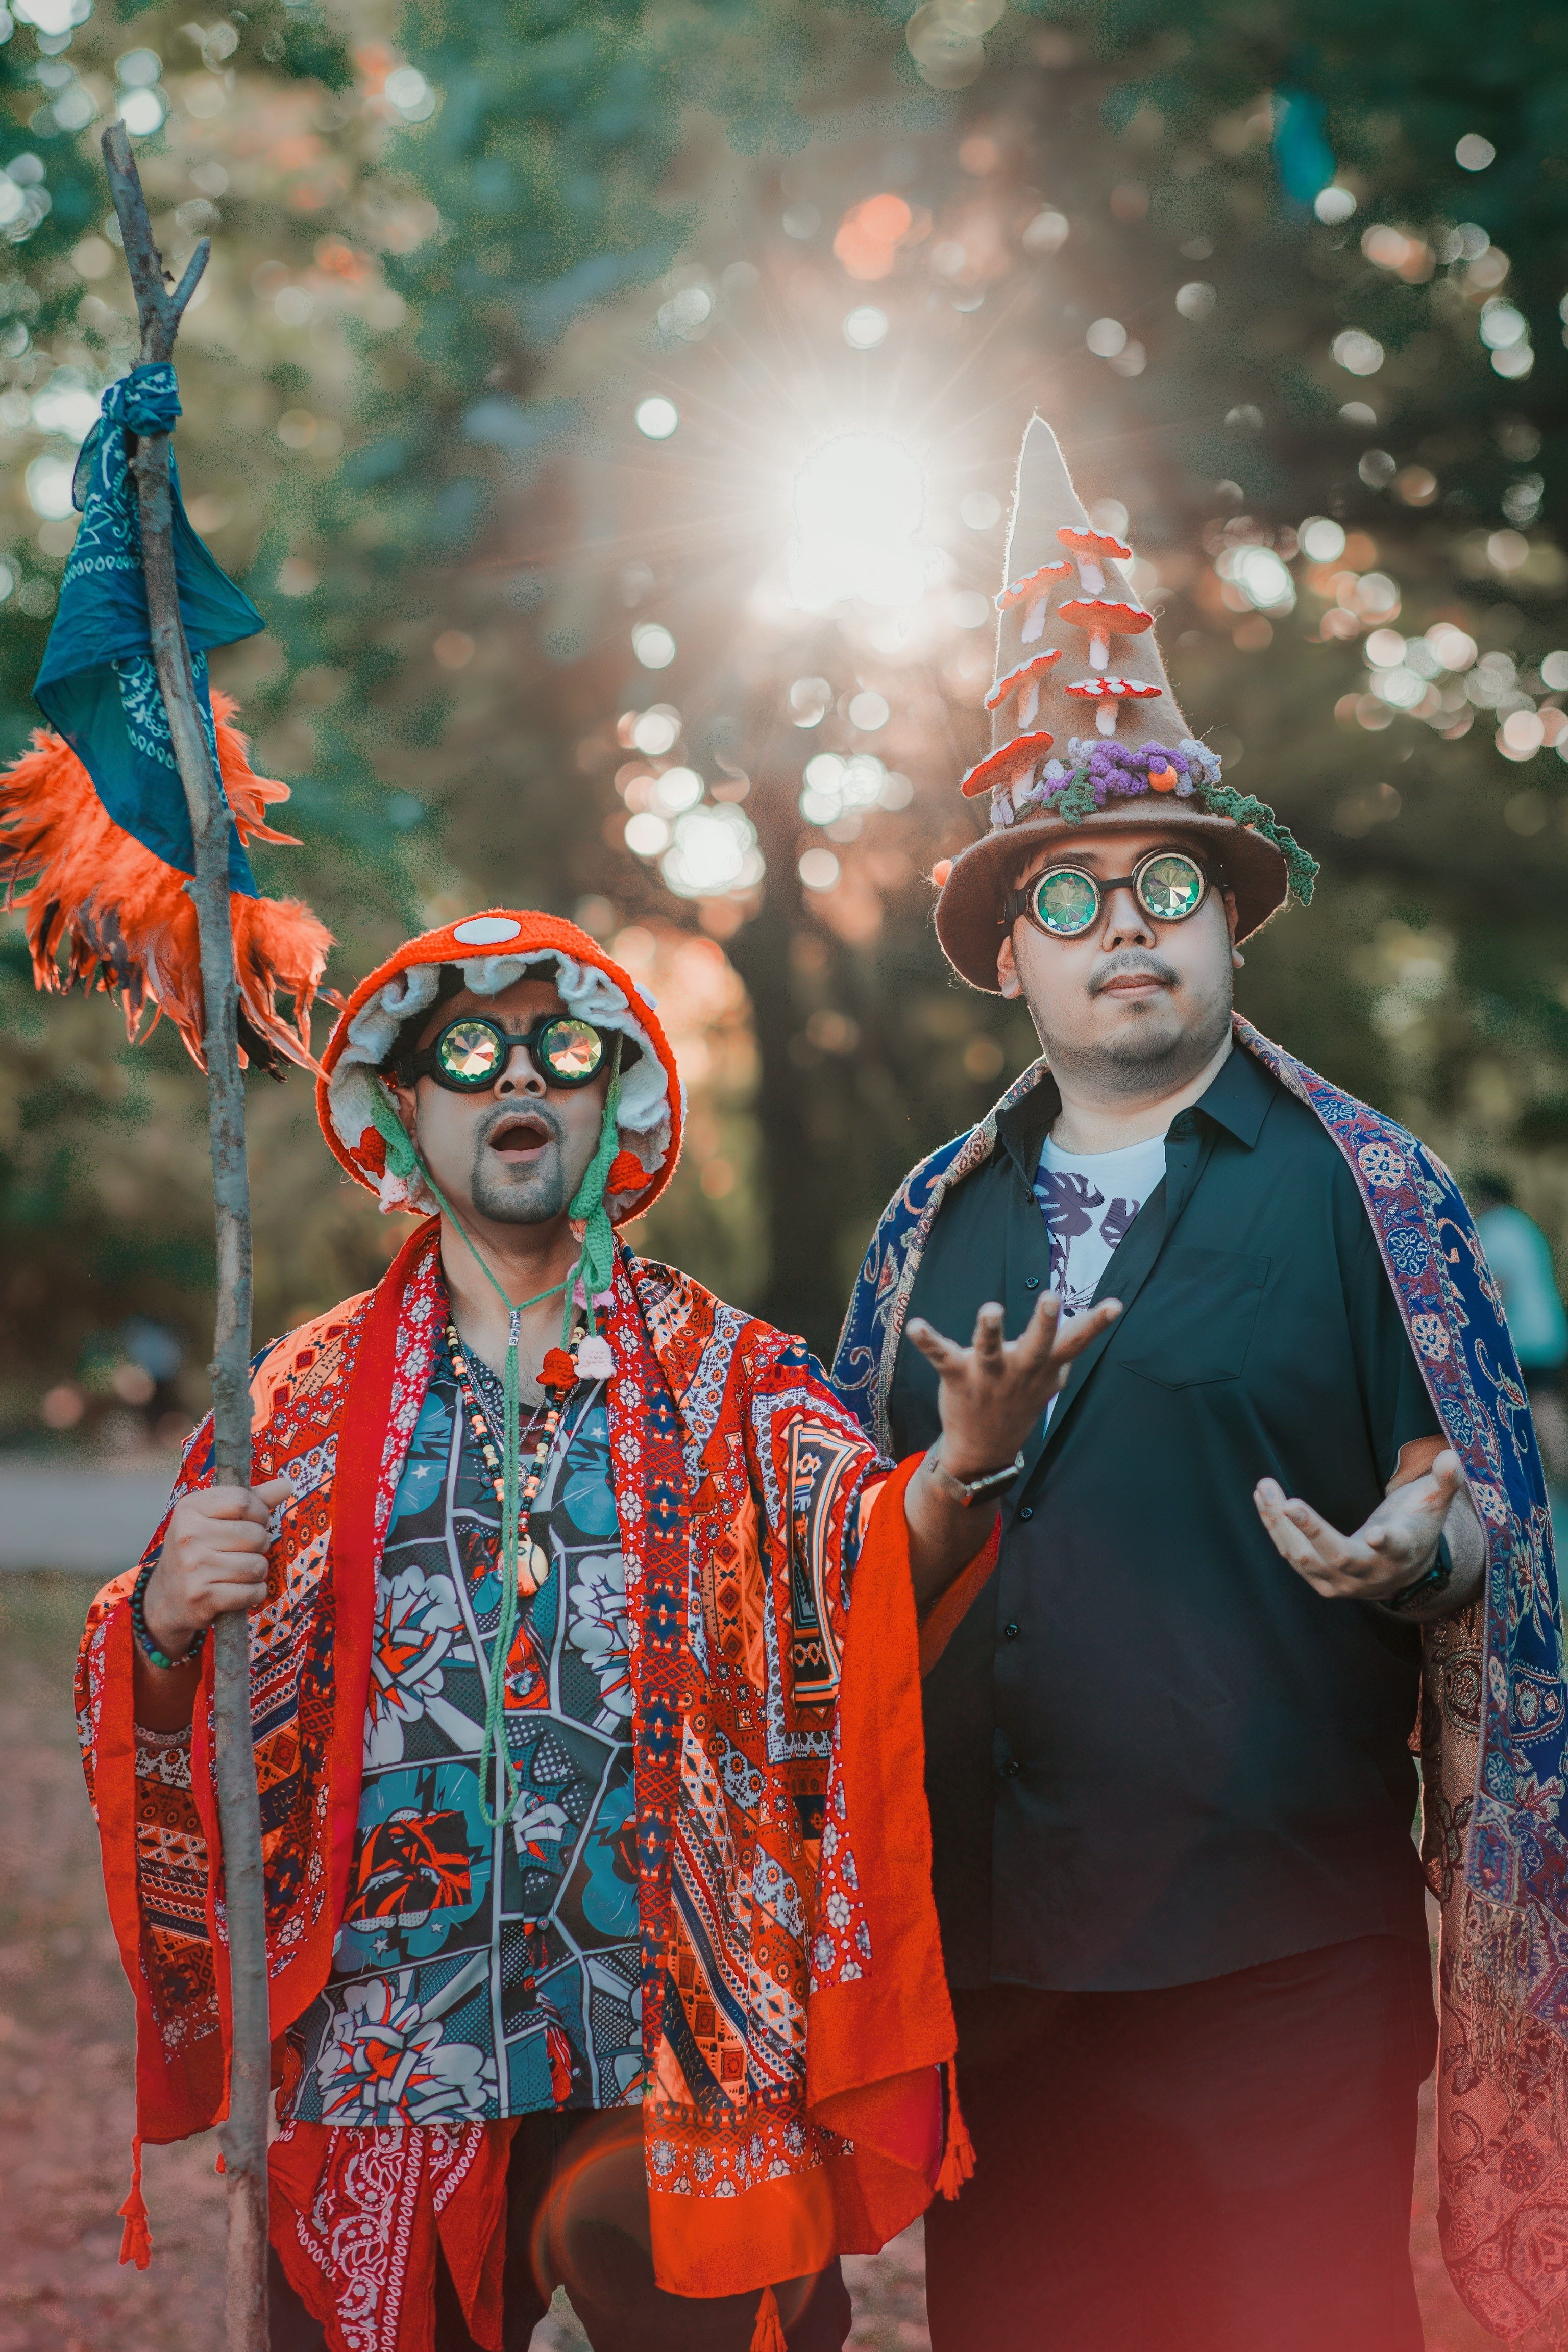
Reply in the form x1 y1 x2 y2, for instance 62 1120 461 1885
985 647 1064 731
934 411 1322 992
1058 523 1132 598
959 415 1186 800
996 558 1072 645
1064 672 1164 738
1057 523 1157 735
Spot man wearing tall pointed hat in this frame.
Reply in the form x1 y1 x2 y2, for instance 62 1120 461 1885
834 418 1568 2350
70 901 1111 2352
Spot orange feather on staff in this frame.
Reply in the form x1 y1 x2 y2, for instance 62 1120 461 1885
0 689 333 1075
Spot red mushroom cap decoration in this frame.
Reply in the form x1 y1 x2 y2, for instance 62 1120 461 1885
1058 598 1153 640
984 649 1064 713
1065 674 1162 736
996 559 1072 611
959 730 1055 799
1064 675 1162 700
1058 525 1133 563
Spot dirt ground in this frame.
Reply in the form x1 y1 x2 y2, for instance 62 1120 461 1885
0 1574 1498 2352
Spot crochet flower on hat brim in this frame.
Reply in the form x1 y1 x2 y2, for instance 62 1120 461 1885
328 950 674 1219
986 735 1318 911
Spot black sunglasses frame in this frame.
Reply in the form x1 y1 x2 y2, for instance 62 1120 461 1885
1005 848 1218 939
400 1012 610 1093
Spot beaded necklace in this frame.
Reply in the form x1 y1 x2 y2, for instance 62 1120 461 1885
444 1319 572 1599
364 1038 624 1833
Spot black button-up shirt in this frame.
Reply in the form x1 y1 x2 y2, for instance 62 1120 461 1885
889 1046 1440 1992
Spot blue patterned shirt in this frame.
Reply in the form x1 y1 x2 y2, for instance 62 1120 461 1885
282 1342 641 2125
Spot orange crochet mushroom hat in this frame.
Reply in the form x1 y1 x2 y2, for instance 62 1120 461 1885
935 414 1317 991
316 910 683 1222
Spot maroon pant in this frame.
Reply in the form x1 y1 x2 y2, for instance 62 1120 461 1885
925 1935 1436 2352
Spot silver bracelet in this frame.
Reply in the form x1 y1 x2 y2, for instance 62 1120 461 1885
923 1444 1025 1508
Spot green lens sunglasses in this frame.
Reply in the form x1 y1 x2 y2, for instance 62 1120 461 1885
403 1012 608 1092
1006 849 1215 939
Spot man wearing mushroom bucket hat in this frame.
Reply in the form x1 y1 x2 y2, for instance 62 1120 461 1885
75 907 1112 2352
834 418 1568 2348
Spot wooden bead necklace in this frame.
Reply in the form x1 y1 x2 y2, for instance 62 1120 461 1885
444 1318 579 1599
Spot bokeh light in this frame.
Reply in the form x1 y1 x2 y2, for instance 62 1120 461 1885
1332 330 1384 377
117 87 167 136
630 707 680 755
635 397 678 440
652 766 704 814
788 677 832 728
843 306 889 350
631 622 676 669
661 804 762 898
1300 517 1347 561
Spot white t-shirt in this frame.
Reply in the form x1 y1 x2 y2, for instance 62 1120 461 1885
1033 1133 1168 1413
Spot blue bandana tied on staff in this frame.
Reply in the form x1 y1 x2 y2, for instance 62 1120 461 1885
1 361 331 1075
32 361 264 893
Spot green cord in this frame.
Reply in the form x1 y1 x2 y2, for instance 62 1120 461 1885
366 1042 625 1827
560 1040 622 1348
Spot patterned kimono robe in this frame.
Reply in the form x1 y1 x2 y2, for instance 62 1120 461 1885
832 1015 1568 2344
77 1222 976 2349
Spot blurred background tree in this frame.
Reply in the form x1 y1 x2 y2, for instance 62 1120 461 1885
3 0 1565 1436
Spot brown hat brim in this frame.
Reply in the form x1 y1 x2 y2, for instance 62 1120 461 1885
934 801 1291 994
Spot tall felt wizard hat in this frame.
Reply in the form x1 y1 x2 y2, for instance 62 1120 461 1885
935 415 1318 992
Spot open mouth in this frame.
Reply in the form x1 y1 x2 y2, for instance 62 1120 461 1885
487 1113 554 1163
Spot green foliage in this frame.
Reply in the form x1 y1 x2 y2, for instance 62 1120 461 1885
3 0 1566 1402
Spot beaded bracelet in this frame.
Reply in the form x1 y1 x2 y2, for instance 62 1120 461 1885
130 1553 207 1671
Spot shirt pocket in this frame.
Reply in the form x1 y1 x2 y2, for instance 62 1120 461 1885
1118 1244 1271 1388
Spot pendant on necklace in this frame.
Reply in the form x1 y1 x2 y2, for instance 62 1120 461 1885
574 1333 614 1381
517 1540 549 1597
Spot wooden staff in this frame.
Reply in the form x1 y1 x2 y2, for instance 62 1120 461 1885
100 121 270 2352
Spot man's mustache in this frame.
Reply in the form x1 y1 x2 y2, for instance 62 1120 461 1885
474 1098 564 1150
1087 951 1181 998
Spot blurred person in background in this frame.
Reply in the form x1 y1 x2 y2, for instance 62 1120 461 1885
834 418 1567 2352
1473 1172 1568 1485
76 910 1104 2352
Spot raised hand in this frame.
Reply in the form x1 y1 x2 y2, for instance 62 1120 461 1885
902 1293 1121 1613
1253 1448 1478 1615
908 1291 1121 1483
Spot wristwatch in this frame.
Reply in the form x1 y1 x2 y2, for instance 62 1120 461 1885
1384 1532 1455 1615
924 1444 1026 1508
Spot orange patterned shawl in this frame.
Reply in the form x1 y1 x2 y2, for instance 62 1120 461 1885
76 1221 987 2344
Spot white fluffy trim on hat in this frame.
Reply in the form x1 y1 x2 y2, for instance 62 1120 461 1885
328 951 679 1217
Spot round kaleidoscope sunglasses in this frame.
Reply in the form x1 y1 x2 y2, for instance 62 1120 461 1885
402 1012 608 1092
1005 848 1216 940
